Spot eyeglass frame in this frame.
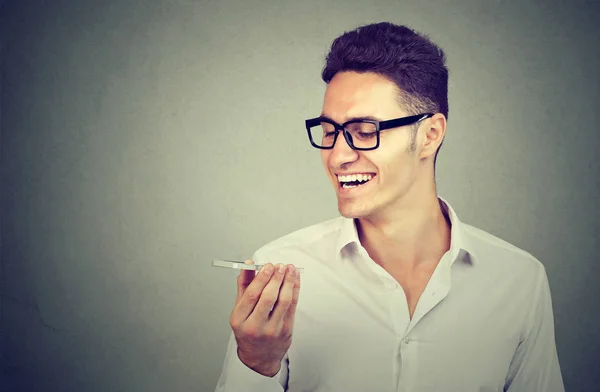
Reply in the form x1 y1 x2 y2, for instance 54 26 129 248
305 112 434 150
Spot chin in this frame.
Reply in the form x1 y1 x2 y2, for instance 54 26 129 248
337 203 372 219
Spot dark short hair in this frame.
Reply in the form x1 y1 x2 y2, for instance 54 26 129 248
321 22 449 159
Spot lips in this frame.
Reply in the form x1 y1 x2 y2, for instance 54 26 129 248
340 177 372 188
336 173 376 194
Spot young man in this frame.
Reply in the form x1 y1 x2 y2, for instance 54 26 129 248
215 22 564 392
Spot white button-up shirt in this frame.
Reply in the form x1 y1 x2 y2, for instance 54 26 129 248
215 197 564 392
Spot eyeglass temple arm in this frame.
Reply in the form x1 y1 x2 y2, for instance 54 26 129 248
379 113 434 131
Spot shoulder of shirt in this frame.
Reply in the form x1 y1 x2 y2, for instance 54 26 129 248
460 222 552 341
252 216 344 257
461 222 547 277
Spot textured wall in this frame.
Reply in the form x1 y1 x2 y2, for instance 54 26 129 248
2 0 599 391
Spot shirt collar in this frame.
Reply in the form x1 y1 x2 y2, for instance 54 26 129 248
439 196 479 265
336 214 360 261
335 196 479 265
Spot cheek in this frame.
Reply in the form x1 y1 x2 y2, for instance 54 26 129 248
320 151 330 168
371 150 415 185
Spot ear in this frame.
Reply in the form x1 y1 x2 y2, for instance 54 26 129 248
419 113 446 160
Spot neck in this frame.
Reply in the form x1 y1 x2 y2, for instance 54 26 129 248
357 188 451 270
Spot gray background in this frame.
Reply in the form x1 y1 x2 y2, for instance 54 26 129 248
1 0 599 391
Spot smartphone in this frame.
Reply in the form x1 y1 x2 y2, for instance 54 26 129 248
212 259 303 273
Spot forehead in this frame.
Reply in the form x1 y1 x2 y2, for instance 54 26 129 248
322 71 404 120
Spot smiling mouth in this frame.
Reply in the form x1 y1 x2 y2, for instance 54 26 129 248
337 174 376 189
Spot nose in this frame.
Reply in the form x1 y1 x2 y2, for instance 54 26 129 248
326 130 359 168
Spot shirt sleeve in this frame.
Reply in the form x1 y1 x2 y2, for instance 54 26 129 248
214 331 289 392
504 265 564 392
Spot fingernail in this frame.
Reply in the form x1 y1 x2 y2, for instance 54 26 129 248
277 264 285 273
263 265 273 274
287 265 295 274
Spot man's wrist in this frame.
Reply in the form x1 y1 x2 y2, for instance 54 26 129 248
237 348 281 377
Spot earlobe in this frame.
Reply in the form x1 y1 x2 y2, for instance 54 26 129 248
419 115 446 159
419 135 437 159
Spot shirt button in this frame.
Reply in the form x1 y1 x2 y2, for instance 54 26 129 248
402 337 410 344
387 282 397 289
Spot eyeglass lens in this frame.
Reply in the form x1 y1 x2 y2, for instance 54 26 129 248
309 121 378 149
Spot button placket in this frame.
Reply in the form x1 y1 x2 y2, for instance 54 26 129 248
383 277 409 337
399 335 416 389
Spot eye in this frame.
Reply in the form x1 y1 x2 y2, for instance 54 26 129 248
346 122 377 140
320 123 336 138
356 131 376 139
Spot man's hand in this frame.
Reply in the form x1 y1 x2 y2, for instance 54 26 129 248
229 260 301 377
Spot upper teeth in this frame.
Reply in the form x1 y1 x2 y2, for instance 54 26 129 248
337 174 373 183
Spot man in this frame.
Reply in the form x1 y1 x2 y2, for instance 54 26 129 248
215 22 564 391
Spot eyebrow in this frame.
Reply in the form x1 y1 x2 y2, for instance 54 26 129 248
319 114 383 123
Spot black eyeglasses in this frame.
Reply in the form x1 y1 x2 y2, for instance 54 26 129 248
305 113 434 150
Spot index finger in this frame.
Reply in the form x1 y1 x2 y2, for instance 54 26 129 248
236 259 257 303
